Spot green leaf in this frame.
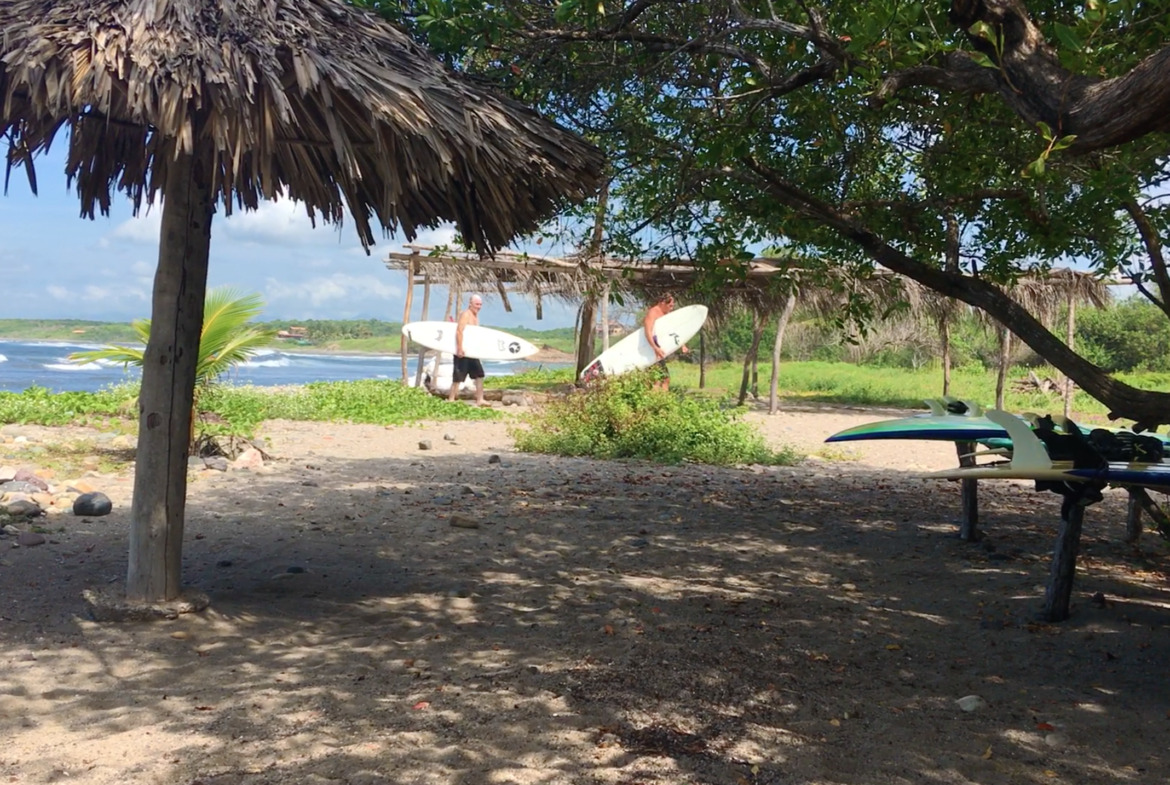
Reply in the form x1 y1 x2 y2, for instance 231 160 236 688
1052 23 1083 53
968 51 997 69
1022 157 1046 178
554 0 579 24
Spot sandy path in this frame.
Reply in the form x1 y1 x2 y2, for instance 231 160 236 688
1 404 1167 785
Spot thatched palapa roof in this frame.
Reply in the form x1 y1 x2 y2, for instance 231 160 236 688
0 0 605 252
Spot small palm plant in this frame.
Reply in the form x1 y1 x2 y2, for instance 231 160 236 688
71 288 276 445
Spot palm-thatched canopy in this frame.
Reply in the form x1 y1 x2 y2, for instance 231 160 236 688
385 245 815 322
0 0 604 606
0 0 605 252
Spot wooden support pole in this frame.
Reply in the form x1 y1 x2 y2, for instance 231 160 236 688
600 281 611 353
955 441 979 541
1042 503 1086 622
400 257 415 382
698 331 707 389
1125 490 1143 544
443 285 455 321
737 312 764 406
769 292 797 415
414 274 432 388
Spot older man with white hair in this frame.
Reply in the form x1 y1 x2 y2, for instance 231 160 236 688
449 294 487 405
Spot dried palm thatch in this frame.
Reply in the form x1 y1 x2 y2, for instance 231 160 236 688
0 0 605 252
0 0 603 606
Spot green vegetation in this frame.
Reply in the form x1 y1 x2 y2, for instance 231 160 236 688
512 370 800 466
483 366 574 391
200 380 499 433
0 380 497 436
0 319 139 343
0 384 137 427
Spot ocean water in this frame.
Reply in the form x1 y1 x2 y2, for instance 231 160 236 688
0 340 562 394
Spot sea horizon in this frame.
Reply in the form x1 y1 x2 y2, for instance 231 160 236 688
0 339 568 394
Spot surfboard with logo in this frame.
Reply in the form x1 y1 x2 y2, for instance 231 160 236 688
580 304 708 380
925 409 1170 490
402 322 538 361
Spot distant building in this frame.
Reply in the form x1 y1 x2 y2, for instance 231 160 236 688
595 321 627 337
276 326 310 340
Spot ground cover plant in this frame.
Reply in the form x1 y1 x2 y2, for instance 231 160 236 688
512 370 801 466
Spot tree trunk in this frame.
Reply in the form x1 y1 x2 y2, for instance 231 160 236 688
769 292 798 414
575 297 597 377
575 179 608 378
941 318 952 396
941 210 960 396
995 326 1010 409
1063 295 1076 418
127 148 213 603
738 314 764 406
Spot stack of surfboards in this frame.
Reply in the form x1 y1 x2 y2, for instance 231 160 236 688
826 398 1170 491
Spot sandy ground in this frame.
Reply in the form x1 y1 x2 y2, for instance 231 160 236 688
2 402 1169 785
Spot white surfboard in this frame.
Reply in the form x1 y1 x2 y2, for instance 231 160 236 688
580 304 708 380
402 322 539 361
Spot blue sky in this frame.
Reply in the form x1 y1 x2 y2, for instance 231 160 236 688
0 144 581 329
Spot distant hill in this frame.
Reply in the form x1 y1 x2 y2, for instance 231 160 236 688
0 318 580 354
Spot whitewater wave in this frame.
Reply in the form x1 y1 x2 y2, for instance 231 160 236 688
239 355 292 368
0 354 7 364
44 362 105 372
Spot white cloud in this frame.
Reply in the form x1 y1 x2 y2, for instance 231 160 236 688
264 273 403 313
104 207 162 246
46 281 150 304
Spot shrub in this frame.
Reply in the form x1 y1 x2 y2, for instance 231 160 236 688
512 371 801 466
0 384 137 426
1077 298 1170 373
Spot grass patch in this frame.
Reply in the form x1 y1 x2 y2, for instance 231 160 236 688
484 367 575 391
512 370 802 466
201 379 500 433
669 360 1170 425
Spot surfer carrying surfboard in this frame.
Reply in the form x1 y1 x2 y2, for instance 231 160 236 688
448 294 487 406
644 292 690 391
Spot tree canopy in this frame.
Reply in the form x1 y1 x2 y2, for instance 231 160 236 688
370 0 1170 428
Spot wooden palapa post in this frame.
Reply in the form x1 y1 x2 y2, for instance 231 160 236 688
400 256 415 381
128 143 213 602
414 272 432 388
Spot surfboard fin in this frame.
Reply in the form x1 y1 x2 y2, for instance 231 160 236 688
924 398 946 416
985 409 1052 471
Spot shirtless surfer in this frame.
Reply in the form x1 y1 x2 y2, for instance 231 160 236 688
643 292 689 391
449 294 487 405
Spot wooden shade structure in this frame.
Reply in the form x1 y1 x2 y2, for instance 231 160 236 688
0 0 604 604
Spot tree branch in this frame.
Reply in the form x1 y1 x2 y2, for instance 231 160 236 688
736 155 1170 429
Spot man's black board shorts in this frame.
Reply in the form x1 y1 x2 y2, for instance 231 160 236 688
453 356 485 382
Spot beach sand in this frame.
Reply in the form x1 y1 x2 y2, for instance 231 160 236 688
2 403 1168 784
